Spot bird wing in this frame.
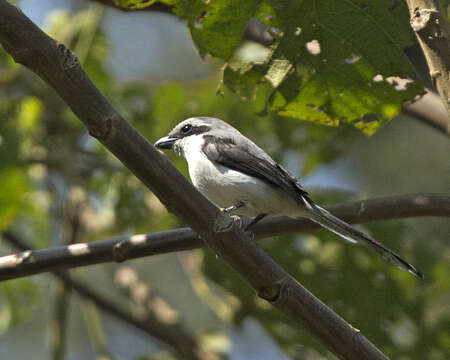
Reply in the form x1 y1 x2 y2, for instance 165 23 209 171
201 135 310 205
201 135 424 278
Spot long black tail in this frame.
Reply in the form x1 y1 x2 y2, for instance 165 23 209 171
303 199 423 278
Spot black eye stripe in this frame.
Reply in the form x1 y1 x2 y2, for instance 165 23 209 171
177 124 211 138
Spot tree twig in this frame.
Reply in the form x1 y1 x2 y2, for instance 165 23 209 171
1 193 448 281
51 282 72 360
0 1 406 358
406 0 450 115
50 208 81 360
80 300 117 360
2 232 220 360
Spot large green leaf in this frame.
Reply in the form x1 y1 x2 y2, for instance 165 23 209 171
224 0 424 134
189 0 260 59
113 0 174 10
115 0 424 134
116 0 257 59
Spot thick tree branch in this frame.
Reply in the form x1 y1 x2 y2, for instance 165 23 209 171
0 1 398 358
1 194 449 281
2 232 220 360
406 0 450 115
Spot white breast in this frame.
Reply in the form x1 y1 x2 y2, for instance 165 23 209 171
178 135 303 218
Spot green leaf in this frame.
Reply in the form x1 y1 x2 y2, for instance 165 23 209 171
0 279 40 331
17 96 43 133
190 0 260 59
119 0 259 59
114 0 160 10
201 0 423 134
117 0 424 133
222 63 269 101
0 168 28 230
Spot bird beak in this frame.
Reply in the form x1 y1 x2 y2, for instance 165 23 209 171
154 136 176 150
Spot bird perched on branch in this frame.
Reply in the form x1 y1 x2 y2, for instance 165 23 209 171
154 117 423 278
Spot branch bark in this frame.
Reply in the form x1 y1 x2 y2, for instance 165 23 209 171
2 232 220 360
405 0 450 116
0 1 408 358
1 193 449 281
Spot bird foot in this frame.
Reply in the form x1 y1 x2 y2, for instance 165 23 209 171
214 210 245 232
214 206 257 242
245 230 255 242
231 217 256 241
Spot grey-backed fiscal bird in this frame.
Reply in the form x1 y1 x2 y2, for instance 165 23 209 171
154 117 423 278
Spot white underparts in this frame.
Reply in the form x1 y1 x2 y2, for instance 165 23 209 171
177 135 306 218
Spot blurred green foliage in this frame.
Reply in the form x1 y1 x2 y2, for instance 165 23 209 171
0 4 448 360
117 0 424 134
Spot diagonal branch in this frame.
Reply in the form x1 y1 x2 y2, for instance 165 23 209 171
1 193 449 281
3 232 220 360
0 1 404 358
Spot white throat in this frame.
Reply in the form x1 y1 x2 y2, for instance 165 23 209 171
175 134 205 160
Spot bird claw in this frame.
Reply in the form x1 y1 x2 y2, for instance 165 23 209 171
245 230 255 242
215 209 257 236
230 215 242 228
214 211 244 233
214 207 256 242
214 211 233 232
231 217 256 241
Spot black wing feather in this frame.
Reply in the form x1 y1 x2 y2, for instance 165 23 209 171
202 136 309 205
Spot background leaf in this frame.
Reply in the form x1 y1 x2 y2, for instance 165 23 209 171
118 0 425 134
223 0 424 134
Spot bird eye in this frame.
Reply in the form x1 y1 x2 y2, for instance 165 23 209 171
181 124 192 134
